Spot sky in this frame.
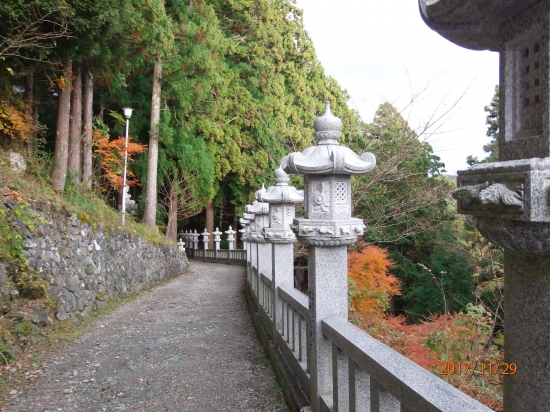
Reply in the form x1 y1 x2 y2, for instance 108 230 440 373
295 0 500 175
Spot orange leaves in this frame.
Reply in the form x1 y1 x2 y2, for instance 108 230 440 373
93 131 146 190
348 245 401 317
0 99 33 141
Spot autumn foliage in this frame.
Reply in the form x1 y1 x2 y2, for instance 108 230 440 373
0 99 33 141
359 308 503 411
93 130 146 191
348 245 401 317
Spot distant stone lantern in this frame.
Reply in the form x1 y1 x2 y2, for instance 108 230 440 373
245 188 271 298
281 101 375 411
258 167 304 349
225 226 236 250
201 228 210 250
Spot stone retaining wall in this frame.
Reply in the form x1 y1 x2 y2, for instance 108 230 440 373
4 199 188 322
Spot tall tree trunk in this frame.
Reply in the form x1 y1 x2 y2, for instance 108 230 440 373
25 70 35 155
51 60 72 193
95 105 104 181
166 180 178 242
82 70 94 191
205 200 214 249
68 67 82 185
142 58 162 228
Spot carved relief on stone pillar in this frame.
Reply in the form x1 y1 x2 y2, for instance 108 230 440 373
453 157 550 222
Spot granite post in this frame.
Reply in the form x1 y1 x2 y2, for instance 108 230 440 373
225 227 236 250
177 238 185 253
244 212 256 293
191 230 200 250
212 227 222 250
201 228 210 250
246 190 271 301
239 218 251 284
259 167 304 344
281 101 376 411
421 2 550 410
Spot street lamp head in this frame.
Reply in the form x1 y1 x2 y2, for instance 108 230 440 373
122 107 133 119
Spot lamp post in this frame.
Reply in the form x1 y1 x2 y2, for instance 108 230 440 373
121 107 133 225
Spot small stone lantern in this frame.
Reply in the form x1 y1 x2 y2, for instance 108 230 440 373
246 187 271 299
259 167 304 347
191 229 200 250
212 227 222 250
225 227 236 250
201 228 210 250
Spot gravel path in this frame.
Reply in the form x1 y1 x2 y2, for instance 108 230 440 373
2 261 288 411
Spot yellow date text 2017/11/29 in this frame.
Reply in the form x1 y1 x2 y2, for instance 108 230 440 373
439 362 517 376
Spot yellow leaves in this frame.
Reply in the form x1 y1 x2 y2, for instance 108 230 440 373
0 99 32 141
348 245 401 317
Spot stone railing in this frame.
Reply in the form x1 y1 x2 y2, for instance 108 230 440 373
242 102 492 412
178 227 246 264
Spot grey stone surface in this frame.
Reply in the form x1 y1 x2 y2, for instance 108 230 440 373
2 262 288 411
279 102 375 411
419 0 540 51
261 168 304 346
3 199 188 322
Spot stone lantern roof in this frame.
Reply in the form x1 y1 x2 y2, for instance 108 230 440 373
257 168 304 204
280 101 376 176
419 0 539 51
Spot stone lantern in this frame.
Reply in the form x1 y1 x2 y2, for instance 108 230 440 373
421 1 550 410
212 227 222 250
245 189 271 300
281 101 375 411
225 226 236 250
201 228 210 250
191 229 200 250
258 167 304 346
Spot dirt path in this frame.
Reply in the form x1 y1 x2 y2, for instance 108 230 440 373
2 261 288 411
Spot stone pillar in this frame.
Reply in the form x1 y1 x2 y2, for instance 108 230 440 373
281 101 376 411
212 227 222 250
260 167 304 344
246 190 272 300
225 227 236 250
191 230 200 250
421 2 550 410
177 238 185 253
201 228 210 250
239 218 251 283
244 212 256 292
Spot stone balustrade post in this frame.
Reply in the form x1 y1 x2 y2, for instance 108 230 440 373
212 227 222 250
177 238 185 253
225 227 236 250
281 101 376 411
243 212 256 291
246 188 271 301
201 228 210 250
421 2 550 410
239 218 251 284
260 167 304 346
191 230 200 250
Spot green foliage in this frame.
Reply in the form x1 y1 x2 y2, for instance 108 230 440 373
352 103 452 243
467 85 499 165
